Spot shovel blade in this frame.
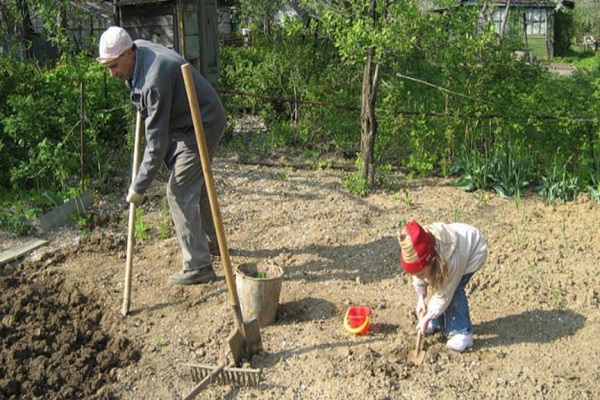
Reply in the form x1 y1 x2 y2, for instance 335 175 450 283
408 349 426 365
228 329 245 366
243 317 263 356
408 331 426 365
228 317 263 366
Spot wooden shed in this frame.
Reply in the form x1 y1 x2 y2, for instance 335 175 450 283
433 0 575 59
113 0 219 85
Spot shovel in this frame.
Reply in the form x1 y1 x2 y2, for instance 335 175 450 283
408 311 427 365
181 64 263 365
408 330 426 365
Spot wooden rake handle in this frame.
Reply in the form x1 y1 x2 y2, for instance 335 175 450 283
183 363 226 400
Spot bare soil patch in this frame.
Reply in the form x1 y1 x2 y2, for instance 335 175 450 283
1 158 599 399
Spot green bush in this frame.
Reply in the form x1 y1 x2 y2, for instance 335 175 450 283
0 53 131 196
219 35 360 158
218 16 600 204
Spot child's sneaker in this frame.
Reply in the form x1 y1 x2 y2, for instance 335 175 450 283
446 333 473 352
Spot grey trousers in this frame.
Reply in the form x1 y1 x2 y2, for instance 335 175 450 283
166 131 222 272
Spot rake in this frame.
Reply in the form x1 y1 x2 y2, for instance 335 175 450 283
183 363 262 399
188 363 262 387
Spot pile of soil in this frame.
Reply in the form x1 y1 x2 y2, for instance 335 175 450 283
1 158 599 399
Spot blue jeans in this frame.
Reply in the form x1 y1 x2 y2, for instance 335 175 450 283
430 273 474 336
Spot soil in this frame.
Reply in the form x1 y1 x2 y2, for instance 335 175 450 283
1 157 600 400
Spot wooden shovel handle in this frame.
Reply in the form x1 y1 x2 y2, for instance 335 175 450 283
415 330 423 352
415 309 426 351
180 64 244 331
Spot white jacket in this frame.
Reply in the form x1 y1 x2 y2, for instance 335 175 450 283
412 222 488 319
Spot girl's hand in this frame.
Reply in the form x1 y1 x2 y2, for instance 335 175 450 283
416 315 431 335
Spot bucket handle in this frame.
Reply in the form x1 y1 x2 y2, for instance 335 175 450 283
343 308 370 335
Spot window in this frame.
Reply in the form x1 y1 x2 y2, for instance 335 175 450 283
525 8 548 36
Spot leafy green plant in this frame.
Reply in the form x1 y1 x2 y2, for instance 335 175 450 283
343 172 368 197
452 139 531 201
1 53 131 196
276 171 288 181
69 212 91 232
396 190 413 207
257 272 268 279
451 142 496 192
538 161 580 203
492 142 531 200
0 209 36 237
376 163 398 190
396 217 408 229
589 182 600 204
135 208 150 241
587 150 600 203
343 155 368 196
158 198 172 240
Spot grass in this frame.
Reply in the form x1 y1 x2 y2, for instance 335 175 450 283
152 337 168 348
158 198 172 239
515 208 529 248
452 206 462 222
548 48 600 71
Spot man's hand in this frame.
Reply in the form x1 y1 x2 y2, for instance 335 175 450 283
126 188 145 206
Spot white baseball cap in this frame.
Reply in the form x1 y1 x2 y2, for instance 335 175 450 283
97 26 133 64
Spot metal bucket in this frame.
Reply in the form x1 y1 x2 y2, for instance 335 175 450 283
235 263 283 327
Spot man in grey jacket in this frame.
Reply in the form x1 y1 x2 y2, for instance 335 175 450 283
97 26 226 285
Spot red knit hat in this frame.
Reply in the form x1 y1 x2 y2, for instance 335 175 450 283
398 220 435 274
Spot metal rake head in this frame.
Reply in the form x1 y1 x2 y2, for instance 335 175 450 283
187 363 262 388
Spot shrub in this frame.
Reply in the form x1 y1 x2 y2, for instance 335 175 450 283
0 53 131 196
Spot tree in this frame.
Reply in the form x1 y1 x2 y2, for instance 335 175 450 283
238 0 287 34
303 0 424 188
573 0 600 39
0 0 75 58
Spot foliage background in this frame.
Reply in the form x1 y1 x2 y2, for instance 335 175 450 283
1 0 600 236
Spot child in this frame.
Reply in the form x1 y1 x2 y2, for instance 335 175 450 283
397 220 488 352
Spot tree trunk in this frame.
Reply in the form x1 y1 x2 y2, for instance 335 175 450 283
499 0 511 38
16 0 34 59
360 48 381 188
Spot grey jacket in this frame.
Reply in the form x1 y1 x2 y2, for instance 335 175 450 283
127 40 226 194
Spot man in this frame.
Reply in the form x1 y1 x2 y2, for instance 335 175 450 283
97 26 226 285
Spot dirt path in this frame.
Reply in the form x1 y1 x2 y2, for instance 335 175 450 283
1 158 599 399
